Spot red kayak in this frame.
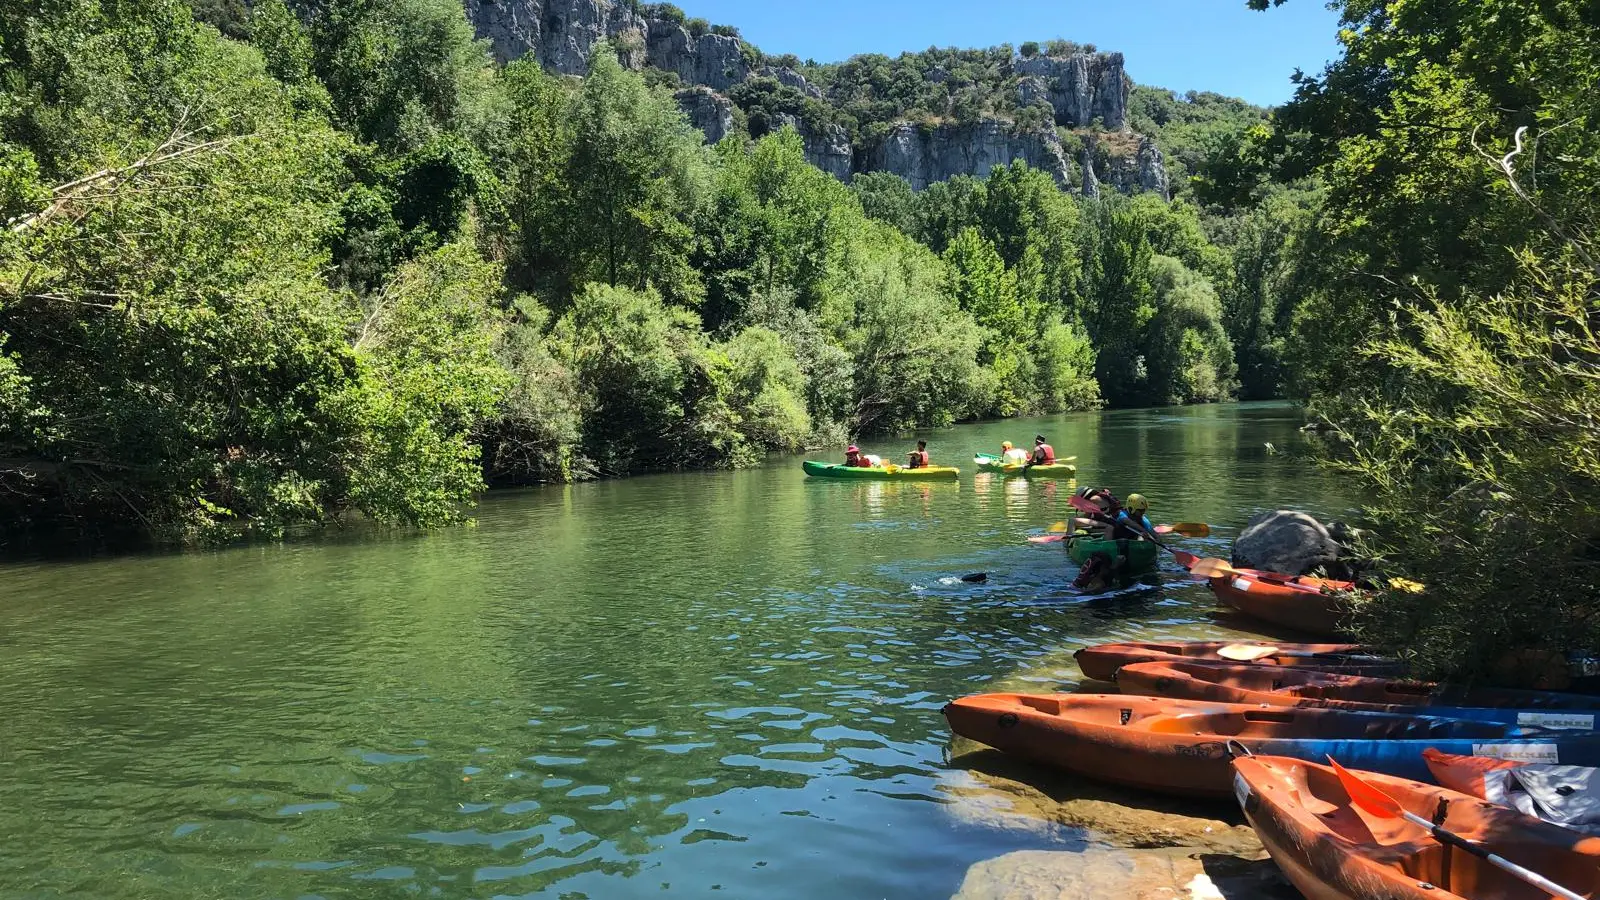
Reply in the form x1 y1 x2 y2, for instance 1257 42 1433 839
1116 659 1600 714
1074 640 1400 683
1208 571 1353 637
1235 755 1600 900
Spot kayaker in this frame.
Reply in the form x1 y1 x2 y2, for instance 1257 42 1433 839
844 445 873 468
906 440 930 469
1029 435 1056 466
1001 441 1029 465
1071 486 1120 535
1111 494 1155 540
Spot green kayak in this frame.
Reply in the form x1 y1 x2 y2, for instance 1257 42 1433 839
802 460 960 481
973 454 1078 479
1066 536 1161 573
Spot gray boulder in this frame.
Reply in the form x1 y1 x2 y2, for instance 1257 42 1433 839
1232 510 1342 577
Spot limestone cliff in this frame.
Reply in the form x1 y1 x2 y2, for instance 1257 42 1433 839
676 87 735 144
1015 52 1131 130
867 121 1071 191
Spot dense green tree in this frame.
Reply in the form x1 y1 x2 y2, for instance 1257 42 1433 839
1080 200 1157 406
566 53 710 306
1143 255 1236 404
851 171 917 234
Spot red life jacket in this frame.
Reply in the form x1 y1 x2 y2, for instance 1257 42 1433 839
1035 443 1056 464
909 450 929 468
848 455 871 468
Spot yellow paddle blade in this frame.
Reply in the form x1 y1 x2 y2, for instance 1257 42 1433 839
1188 557 1239 579
882 464 899 474
1218 643 1281 662
1169 522 1211 538
1048 521 1069 533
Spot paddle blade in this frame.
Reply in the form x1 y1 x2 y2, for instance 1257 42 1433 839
1170 522 1211 538
1188 557 1238 579
1068 495 1100 516
1028 535 1065 544
1328 757 1403 819
960 573 988 584
1172 550 1201 569
1048 520 1069 533
1218 644 1281 662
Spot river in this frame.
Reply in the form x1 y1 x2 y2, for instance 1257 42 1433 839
0 402 1351 899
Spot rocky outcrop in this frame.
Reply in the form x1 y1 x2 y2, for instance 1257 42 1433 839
772 115 853 180
466 0 642 73
868 120 1071 191
1015 52 1131 130
1100 135 1171 199
951 850 1292 900
757 65 823 99
676 87 735 144
1080 146 1101 198
644 19 748 90
1232 511 1343 577
466 0 748 88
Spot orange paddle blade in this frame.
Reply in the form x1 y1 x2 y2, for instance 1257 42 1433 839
1328 756 1403 819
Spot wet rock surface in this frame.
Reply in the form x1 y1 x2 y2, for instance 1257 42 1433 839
950 849 1295 900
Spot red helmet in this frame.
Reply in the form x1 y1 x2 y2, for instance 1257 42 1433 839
846 446 860 454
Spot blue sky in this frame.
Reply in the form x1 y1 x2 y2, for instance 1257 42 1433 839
671 0 1344 107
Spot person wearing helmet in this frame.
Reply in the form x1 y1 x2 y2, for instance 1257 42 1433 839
844 445 873 468
1111 493 1155 540
1068 486 1121 536
1001 441 1029 465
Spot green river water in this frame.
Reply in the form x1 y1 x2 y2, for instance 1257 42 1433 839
0 402 1352 899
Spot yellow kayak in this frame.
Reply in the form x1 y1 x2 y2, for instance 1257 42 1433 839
973 454 1077 478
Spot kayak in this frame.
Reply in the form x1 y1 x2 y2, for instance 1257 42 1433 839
1073 640 1402 683
1066 536 1161 573
801 460 959 481
943 693 1600 798
972 454 1077 478
1424 749 1600 837
1235 754 1600 900
1208 571 1354 637
1117 660 1600 728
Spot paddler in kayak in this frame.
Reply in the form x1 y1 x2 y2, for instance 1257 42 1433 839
844 445 873 468
1000 441 1029 465
1069 486 1120 535
1111 493 1155 540
906 440 930 469
1025 435 1056 469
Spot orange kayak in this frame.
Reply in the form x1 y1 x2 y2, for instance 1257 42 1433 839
1117 659 1600 716
1235 754 1600 900
942 693 1567 798
1208 572 1353 636
1074 640 1399 683
1423 747 1529 798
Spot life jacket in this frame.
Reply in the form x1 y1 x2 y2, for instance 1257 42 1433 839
1034 443 1055 464
1112 510 1152 541
908 450 929 468
847 455 870 468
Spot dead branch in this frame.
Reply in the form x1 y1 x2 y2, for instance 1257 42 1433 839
1472 123 1600 280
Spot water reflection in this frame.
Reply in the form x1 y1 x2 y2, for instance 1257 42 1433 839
0 404 1348 899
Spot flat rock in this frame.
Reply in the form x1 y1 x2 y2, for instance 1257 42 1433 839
950 848 1293 900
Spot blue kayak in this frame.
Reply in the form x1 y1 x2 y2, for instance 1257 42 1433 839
943 692 1600 798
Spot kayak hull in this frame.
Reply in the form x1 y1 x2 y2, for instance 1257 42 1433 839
944 693 1600 798
801 460 959 481
1117 660 1600 728
1235 755 1600 900
1208 572 1352 637
1423 747 1527 798
973 454 1077 478
1067 537 1160 573
1073 640 1401 683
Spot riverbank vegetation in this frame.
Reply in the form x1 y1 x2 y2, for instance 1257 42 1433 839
1230 0 1600 678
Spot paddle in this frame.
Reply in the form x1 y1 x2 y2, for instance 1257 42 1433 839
1186 556 1329 595
1327 757 1586 900
1219 643 1389 663
1031 521 1208 544
1069 495 1176 555
959 573 988 584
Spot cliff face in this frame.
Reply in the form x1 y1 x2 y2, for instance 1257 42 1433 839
868 121 1071 191
465 0 1163 195
1015 52 1131 131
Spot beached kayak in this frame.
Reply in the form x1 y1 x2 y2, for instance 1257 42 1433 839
1424 749 1600 837
1208 571 1354 636
1117 660 1600 728
1066 536 1161 572
801 460 959 481
1235 754 1600 900
943 692 1600 798
972 454 1077 478
1074 640 1401 683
